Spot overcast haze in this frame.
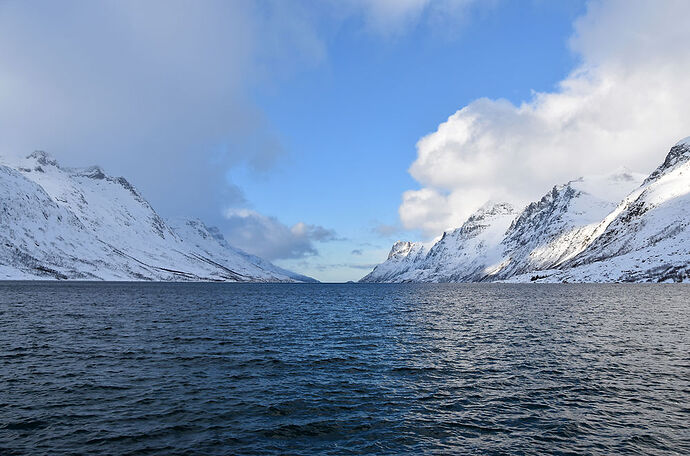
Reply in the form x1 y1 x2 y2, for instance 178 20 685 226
1 0 689 281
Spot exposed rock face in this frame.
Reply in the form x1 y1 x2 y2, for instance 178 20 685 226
643 138 690 184
362 138 690 283
0 152 316 282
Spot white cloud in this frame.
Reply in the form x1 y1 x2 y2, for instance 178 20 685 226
400 0 690 237
223 209 338 260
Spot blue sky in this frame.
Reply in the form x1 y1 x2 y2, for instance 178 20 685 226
229 0 586 280
3 0 689 282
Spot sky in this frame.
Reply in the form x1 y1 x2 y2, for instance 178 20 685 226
1 0 690 282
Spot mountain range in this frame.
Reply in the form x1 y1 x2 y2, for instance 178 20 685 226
362 138 690 283
0 151 316 282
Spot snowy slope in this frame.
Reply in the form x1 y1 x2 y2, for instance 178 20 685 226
362 202 517 282
538 138 690 282
488 170 645 280
168 219 317 283
363 138 690 283
360 241 427 282
0 152 315 282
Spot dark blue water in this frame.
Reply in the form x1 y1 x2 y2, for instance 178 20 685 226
1 283 688 455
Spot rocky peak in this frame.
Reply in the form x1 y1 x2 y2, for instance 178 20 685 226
27 150 59 168
467 201 515 222
206 226 228 244
387 241 415 260
502 184 583 251
644 138 690 184
455 201 516 240
76 166 106 180
508 184 577 232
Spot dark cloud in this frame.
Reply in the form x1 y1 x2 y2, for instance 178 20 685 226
351 249 363 255
0 0 324 221
223 209 338 260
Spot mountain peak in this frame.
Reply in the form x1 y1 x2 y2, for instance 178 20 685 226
471 201 516 219
674 136 690 147
387 241 416 260
75 165 107 180
644 138 690 184
26 150 59 168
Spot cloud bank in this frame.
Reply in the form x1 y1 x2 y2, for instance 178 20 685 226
223 209 339 261
0 0 477 269
0 0 324 218
400 0 690 237
0 0 344 264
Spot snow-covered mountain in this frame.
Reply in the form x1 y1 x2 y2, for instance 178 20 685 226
0 151 316 282
359 241 428 283
542 137 690 283
362 138 690 283
362 202 517 282
490 170 645 280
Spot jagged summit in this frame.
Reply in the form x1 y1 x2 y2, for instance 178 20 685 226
505 184 577 239
26 150 59 167
75 165 107 180
645 139 690 184
468 201 515 220
22 152 116 184
674 136 690 146
363 137 689 283
23 152 123 184
450 201 515 242
387 241 417 260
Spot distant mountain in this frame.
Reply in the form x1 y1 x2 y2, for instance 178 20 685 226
359 240 428 283
362 138 690 283
0 151 316 282
361 202 516 282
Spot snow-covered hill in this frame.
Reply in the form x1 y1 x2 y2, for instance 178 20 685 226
362 138 690 283
0 152 316 282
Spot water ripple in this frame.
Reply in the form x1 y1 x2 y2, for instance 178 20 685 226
0 282 688 455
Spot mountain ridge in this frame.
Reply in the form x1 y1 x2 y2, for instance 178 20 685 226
0 152 316 282
362 138 690 283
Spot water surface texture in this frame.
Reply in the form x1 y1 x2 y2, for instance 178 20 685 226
1 283 689 455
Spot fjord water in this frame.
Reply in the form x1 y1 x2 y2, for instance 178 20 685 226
1 283 688 455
